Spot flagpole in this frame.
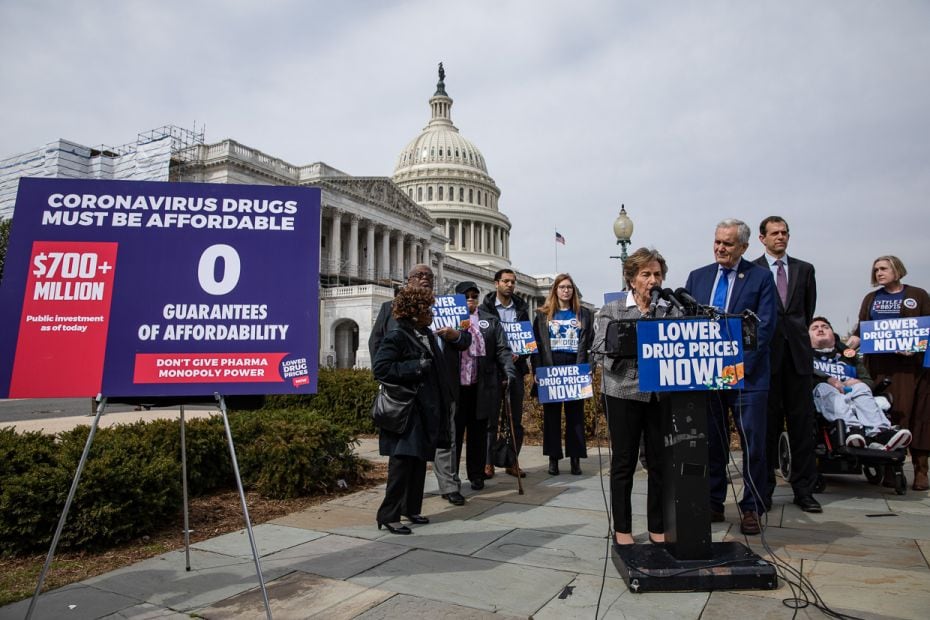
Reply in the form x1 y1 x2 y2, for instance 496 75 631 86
554 227 558 273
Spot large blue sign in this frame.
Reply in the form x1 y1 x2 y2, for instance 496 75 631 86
859 317 930 354
0 178 321 398
637 318 744 392
535 364 593 403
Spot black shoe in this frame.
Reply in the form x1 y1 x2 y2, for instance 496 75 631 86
378 522 411 535
442 492 466 506
548 457 560 476
570 457 582 475
793 494 823 513
403 514 429 524
470 479 485 490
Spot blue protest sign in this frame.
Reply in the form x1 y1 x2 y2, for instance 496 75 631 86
535 364 593 403
502 320 537 355
637 318 744 391
0 178 320 398
430 294 468 330
813 358 858 381
858 317 930 354
604 291 627 305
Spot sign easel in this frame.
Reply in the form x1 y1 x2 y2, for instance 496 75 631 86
0 178 323 619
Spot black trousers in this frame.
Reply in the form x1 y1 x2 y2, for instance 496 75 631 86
377 455 427 524
455 384 489 481
542 398 587 459
604 394 664 534
765 359 818 500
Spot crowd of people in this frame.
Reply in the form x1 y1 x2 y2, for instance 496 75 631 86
368 217 929 542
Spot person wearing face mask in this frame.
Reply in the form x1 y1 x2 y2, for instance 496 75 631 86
372 286 455 534
452 281 517 490
593 247 679 546
848 256 930 490
532 273 595 476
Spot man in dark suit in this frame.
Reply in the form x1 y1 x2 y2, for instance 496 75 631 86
369 264 471 506
753 216 822 513
685 219 777 535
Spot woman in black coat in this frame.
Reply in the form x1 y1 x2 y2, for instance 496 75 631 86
372 286 454 534
452 281 517 489
532 273 595 475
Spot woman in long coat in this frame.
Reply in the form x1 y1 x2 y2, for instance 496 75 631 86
452 281 517 489
850 256 930 490
373 286 454 534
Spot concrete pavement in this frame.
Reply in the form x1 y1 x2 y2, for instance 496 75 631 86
2 437 930 619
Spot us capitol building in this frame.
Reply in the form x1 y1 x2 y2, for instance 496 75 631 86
0 66 553 368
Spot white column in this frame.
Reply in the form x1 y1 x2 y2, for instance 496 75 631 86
406 235 416 272
380 226 391 280
467 220 474 252
394 231 404 280
330 209 342 275
437 253 444 289
365 221 375 280
348 214 359 277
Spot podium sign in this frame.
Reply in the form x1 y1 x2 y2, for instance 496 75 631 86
0 178 321 398
637 317 744 391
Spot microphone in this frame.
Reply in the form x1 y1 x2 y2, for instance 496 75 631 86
648 286 662 315
660 288 686 313
674 287 700 308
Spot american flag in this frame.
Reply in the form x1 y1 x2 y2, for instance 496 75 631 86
555 231 566 245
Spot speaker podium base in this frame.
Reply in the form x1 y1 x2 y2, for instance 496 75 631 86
611 541 777 593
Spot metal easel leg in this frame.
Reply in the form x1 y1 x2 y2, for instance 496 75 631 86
26 395 109 620
216 393 273 620
180 404 191 571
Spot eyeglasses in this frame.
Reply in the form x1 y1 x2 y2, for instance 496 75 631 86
556 285 574 291
465 293 479 300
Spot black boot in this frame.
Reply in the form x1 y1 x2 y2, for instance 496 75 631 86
570 457 582 475
548 457 560 475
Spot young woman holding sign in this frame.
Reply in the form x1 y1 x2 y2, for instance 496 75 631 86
532 274 594 475
849 256 930 490
592 247 679 546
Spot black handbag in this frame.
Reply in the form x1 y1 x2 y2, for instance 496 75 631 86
492 395 517 468
371 382 417 434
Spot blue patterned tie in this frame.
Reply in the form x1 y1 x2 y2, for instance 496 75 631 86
712 268 732 311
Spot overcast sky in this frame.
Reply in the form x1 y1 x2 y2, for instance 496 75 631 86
1 0 928 333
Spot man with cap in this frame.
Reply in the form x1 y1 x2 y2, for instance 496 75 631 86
454 281 517 489
368 264 471 506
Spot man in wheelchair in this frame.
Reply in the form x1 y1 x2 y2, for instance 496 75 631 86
810 317 912 451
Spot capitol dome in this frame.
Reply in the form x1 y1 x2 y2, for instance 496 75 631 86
392 64 511 270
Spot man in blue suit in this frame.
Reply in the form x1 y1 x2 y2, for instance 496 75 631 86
685 219 777 535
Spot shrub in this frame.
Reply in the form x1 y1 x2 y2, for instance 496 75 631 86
230 409 364 498
261 368 379 434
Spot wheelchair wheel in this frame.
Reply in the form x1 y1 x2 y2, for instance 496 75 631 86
895 471 907 496
777 431 791 480
813 474 826 494
863 464 882 485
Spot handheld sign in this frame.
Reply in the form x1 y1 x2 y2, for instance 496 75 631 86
637 318 744 391
535 364 593 403
813 358 858 381
858 317 930 354
604 291 626 305
0 178 321 398
502 320 537 355
430 294 468 330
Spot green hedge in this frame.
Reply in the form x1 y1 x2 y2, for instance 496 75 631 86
262 368 379 434
0 408 366 555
